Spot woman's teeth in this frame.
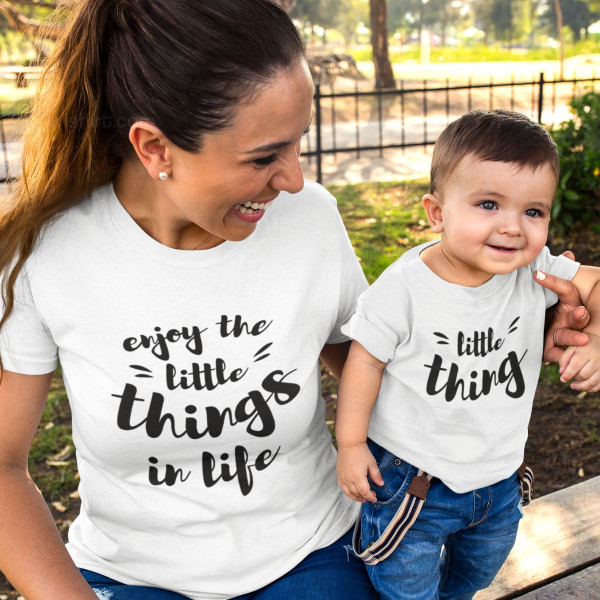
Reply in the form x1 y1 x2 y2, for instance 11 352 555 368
234 200 272 214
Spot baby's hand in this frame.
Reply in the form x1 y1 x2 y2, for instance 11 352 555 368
559 333 600 392
336 443 384 503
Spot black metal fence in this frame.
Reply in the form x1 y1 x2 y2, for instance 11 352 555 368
303 72 598 183
1 72 597 184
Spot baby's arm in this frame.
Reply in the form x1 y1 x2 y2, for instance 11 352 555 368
336 340 386 503
551 265 600 391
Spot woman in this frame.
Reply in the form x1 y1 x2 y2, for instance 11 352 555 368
0 1 589 598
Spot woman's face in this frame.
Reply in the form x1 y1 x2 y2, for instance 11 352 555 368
156 60 314 243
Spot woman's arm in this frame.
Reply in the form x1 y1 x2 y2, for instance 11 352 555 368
0 370 97 600
319 341 351 380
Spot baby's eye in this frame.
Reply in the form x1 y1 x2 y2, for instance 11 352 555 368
525 208 542 218
253 154 278 167
479 200 497 210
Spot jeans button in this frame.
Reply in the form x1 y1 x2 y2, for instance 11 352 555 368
394 458 402 466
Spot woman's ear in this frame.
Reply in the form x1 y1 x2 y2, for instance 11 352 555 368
128 121 172 180
422 193 444 233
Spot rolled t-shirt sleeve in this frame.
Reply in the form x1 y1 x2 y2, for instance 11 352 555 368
532 246 581 309
341 272 405 363
0 266 58 375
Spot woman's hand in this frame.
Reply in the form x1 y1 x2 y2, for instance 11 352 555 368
535 251 590 365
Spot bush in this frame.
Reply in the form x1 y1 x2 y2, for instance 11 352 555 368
551 91 600 234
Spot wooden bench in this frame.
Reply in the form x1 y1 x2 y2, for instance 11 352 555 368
0 66 43 88
475 476 600 599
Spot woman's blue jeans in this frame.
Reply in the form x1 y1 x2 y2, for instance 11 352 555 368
354 439 523 600
79 528 377 600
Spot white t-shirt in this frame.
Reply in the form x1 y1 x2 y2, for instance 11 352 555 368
0 181 367 599
341 241 580 493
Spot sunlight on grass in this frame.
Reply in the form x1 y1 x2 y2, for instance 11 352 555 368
328 179 437 283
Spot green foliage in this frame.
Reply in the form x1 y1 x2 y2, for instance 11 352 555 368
541 0 600 42
550 91 600 234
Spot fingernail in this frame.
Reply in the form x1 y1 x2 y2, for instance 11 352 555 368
535 271 546 280
579 309 588 320
559 366 564 373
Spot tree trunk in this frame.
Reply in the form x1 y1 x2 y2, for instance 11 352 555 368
369 0 395 89
554 0 564 79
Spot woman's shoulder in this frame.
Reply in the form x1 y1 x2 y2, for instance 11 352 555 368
33 184 111 255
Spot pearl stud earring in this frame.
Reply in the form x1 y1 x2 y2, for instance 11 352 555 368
158 172 168 181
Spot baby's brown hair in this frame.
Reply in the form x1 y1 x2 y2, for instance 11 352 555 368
430 109 559 194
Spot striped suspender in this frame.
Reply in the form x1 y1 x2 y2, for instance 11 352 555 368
352 471 433 566
517 462 534 506
352 463 534 565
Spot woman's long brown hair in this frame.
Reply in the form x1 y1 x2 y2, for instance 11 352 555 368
0 0 305 382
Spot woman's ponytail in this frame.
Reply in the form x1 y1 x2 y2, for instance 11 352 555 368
0 0 122 381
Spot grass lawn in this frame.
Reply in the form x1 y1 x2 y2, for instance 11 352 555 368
330 178 436 282
349 40 600 64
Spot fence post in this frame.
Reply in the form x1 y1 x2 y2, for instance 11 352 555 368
315 83 323 184
538 72 544 124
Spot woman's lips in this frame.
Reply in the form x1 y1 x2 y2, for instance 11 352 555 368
231 200 274 223
231 205 265 222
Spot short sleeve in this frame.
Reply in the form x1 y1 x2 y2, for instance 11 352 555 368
531 246 581 309
325 204 368 345
0 265 58 374
340 270 406 363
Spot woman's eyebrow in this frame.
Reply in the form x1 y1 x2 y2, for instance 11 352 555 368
244 116 313 154
244 140 290 154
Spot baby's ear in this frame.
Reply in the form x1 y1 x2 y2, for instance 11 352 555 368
422 193 444 233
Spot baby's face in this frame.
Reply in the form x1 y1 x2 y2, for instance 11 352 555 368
435 155 555 284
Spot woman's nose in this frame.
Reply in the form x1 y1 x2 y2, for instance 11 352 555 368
270 152 304 195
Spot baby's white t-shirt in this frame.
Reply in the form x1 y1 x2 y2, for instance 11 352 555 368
0 181 367 599
341 240 580 493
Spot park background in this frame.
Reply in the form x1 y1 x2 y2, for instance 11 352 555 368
0 0 599 598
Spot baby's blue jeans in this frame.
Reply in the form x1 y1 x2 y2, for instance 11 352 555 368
79 528 377 600
353 438 523 600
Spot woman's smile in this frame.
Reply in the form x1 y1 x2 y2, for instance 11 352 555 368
231 200 274 222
